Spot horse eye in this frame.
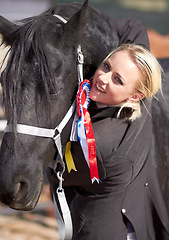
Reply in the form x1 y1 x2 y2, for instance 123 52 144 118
33 62 39 69
50 88 63 99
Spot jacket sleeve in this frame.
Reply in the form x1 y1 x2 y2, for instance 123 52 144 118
110 18 150 50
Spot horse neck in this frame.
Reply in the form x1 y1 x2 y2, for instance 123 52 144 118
84 15 119 67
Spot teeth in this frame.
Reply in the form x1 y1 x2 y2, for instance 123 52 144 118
96 83 106 93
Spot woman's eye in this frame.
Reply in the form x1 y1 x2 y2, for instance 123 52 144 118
114 76 124 85
103 62 110 71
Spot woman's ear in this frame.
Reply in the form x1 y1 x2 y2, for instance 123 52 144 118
128 92 144 102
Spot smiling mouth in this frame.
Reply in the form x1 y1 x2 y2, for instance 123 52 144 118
96 83 106 93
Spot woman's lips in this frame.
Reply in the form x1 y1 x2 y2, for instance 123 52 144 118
96 82 106 93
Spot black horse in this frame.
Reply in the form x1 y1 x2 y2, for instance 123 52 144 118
0 0 168 214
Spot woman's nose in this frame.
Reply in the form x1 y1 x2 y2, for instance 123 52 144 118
99 72 111 84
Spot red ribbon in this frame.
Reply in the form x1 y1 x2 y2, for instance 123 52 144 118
77 79 100 183
82 107 99 183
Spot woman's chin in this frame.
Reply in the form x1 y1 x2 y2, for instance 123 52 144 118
89 90 99 101
89 92 95 101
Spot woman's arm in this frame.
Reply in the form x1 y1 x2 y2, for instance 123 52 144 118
110 18 150 49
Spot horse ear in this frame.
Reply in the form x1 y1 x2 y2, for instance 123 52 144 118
0 16 19 45
64 0 88 35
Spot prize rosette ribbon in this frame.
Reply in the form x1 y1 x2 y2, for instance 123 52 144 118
77 79 100 183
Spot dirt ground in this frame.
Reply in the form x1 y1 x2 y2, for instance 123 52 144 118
0 185 60 240
0 214 59 240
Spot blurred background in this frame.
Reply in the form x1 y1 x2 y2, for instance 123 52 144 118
0 0 169 58
0 0 169 34
0 0 169 239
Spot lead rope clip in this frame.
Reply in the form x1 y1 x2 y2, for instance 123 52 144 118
57 171 64 191
56 171 73 240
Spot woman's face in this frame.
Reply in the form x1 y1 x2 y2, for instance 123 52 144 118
89 50 142 106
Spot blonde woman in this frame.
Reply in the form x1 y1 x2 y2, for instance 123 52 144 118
48 44 169 240
90 44 162 121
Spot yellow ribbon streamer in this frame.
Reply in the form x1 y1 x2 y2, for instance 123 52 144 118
65 141 77 173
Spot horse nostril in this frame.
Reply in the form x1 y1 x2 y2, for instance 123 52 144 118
14 179 30 202
19 181 27 191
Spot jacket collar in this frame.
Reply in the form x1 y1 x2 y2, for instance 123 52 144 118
89 101 119 122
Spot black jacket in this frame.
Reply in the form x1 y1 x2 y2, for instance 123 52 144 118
48 100 169 240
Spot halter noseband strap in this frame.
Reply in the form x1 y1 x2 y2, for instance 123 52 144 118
5 99 76 164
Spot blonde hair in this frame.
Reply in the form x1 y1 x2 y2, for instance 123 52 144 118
104 44 163 121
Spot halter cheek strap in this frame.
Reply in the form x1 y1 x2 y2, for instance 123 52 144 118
54 14 84 87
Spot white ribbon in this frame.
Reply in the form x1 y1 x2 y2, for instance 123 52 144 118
78 109 89 166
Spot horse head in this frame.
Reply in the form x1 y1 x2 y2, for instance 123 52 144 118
0 0 119 210
0 0 90 210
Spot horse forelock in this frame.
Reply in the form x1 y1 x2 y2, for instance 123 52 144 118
1 14 72 124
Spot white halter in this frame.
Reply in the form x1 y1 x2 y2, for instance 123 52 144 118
4 14 84 240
